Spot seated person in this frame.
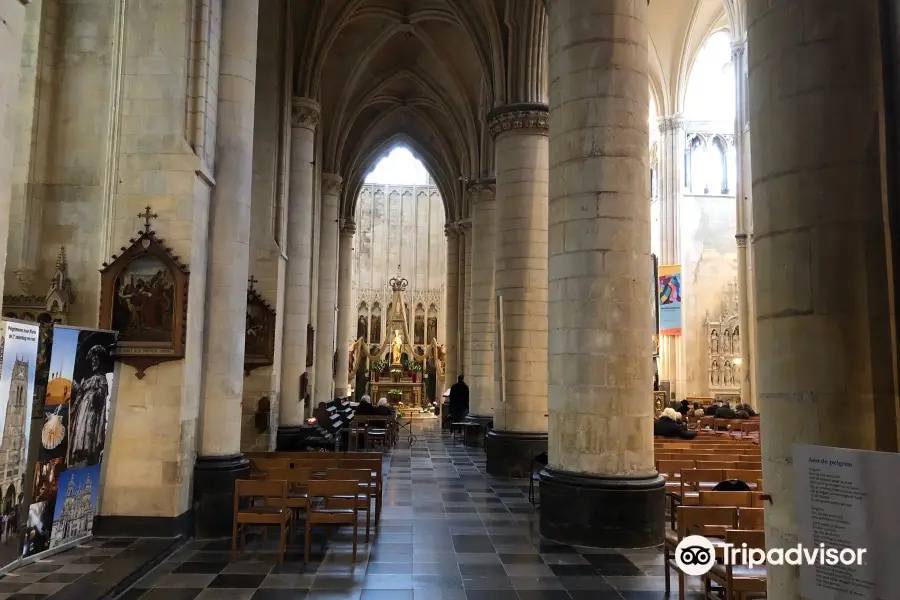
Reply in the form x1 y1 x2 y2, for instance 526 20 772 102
694 408 706 419
734 409 750 420
741 403 757 417
654 408 696 439
676 399 690 416
704 401 721 416
715 402 736 420
374 397 394 416
355 395 379 415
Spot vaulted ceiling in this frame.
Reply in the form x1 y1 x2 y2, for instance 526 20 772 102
291 0 743 222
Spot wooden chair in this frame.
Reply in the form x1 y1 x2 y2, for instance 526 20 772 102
325 468 374 542
665 506 738 600
699 491 753 507
266 468 313 527
725 469 762 488
231 480 291 563
738 421 760 439
703 529 767 600
338 457 383 525
304 479 360 563
738 507 765 530
249 457 289 477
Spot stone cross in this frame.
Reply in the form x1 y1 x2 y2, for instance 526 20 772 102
248 275 258 290
138 206 158 233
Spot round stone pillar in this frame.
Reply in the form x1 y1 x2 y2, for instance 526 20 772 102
747 0 893 596
193 0 259 538
334 221 355 397
485 103 549 478
444 225 460 386
457 222 468 373
0 0 29 301
465 180 497 425
313 173 341 401
463 220 473 378
276 97 319 450
539 0 664 549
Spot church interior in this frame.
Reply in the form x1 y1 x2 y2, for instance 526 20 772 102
0 0 897 598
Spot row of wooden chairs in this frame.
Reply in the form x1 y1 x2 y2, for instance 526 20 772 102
245 452 384 525
348 414 397 450
664 504 766 600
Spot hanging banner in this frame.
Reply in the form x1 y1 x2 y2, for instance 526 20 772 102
658 265 682 336
23 326 117 558
0 320 40 569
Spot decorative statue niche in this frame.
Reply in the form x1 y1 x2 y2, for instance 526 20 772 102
426 304 438 343
414 313 425 345
244 275 276 376
357 305 368 342
98 207 189 379
3 247 75 324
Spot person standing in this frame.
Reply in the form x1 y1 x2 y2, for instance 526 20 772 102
448 375 470 423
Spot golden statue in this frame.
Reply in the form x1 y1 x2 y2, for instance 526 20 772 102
391 329 402 365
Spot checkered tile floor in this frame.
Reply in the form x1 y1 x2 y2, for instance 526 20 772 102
0 537 140 599
115 421 703 600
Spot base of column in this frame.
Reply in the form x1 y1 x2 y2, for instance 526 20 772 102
462 414 493 447
464 414 493 427
193 454 250 538
539 467 666 548
485 430 547 478
275 425 307 451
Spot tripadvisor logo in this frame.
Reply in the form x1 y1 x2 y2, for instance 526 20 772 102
675 535 867 575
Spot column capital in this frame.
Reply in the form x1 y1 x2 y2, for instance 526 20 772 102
457 218 473 233
322 173 342 196
340 220 356 236
467 178 496 199
730 40 747 62
735 233 750 247
445 222 460 238
658 115 684 133
291 97 320 131
487 103 549 139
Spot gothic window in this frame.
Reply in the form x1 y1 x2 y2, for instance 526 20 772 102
712 136 729 194
684 30 735 123
371 303 382 344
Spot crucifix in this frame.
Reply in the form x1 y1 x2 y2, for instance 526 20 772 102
248 275 258 290
138 206 158 234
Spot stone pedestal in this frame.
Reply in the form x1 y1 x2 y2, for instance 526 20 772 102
444 225 460 384
278 97 319 434
747 0 895 596
486 102 550 478
313 173 341 400
194 0 258 538
541 0 663 549
334 222 355 396
467 181 496 421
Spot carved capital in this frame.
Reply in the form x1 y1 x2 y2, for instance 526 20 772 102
467 178 497 200
658 116 684 133
457 218 472 233
486 103 549 139
444 222 459 238
340 221 356 236
735 233 749 248
291 97 320 130
322 173 342 196
731 41 746 63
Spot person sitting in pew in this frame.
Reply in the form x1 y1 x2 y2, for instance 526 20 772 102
704 400 721 416
714 402 736 420
654 408 696 439
734 409 750 420
676 399 690 417
741 403 756 417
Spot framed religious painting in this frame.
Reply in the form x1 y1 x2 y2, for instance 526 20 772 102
244 276 276 375
98 207 189 378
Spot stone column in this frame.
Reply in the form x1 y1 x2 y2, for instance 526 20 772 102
0 0 29 301
444 225 460 385
540 0 664 548
313 173 341 400
485 103 549 478
276 97 319 450
465 180 497 424
748 0 895 596
657 115 685 398
193 0 259 538
732 39 754 406
456 222 468 373
334 220 355 396
463 220 473 378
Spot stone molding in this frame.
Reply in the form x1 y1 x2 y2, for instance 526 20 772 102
445 223 460 238
322 173 342 196
340 221 356 236
291 97 320 130
658 116 684 133
467 178 497 200
731 40 746 62
457 218 472 233
486 103 549 139
735 233 749 248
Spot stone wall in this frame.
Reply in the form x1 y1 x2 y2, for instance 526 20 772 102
680 193 739 396
352 183 446 346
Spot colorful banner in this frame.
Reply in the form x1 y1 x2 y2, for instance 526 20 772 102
24 326 117 557
0 320 40 568
658 265 682 336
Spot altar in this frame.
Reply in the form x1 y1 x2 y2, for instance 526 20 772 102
369 380 423 407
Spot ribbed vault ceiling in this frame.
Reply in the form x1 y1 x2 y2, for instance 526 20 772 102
292 0 744 222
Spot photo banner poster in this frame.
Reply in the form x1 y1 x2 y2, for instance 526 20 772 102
23 326 117 558
0 320 40 569
658 264 682 336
